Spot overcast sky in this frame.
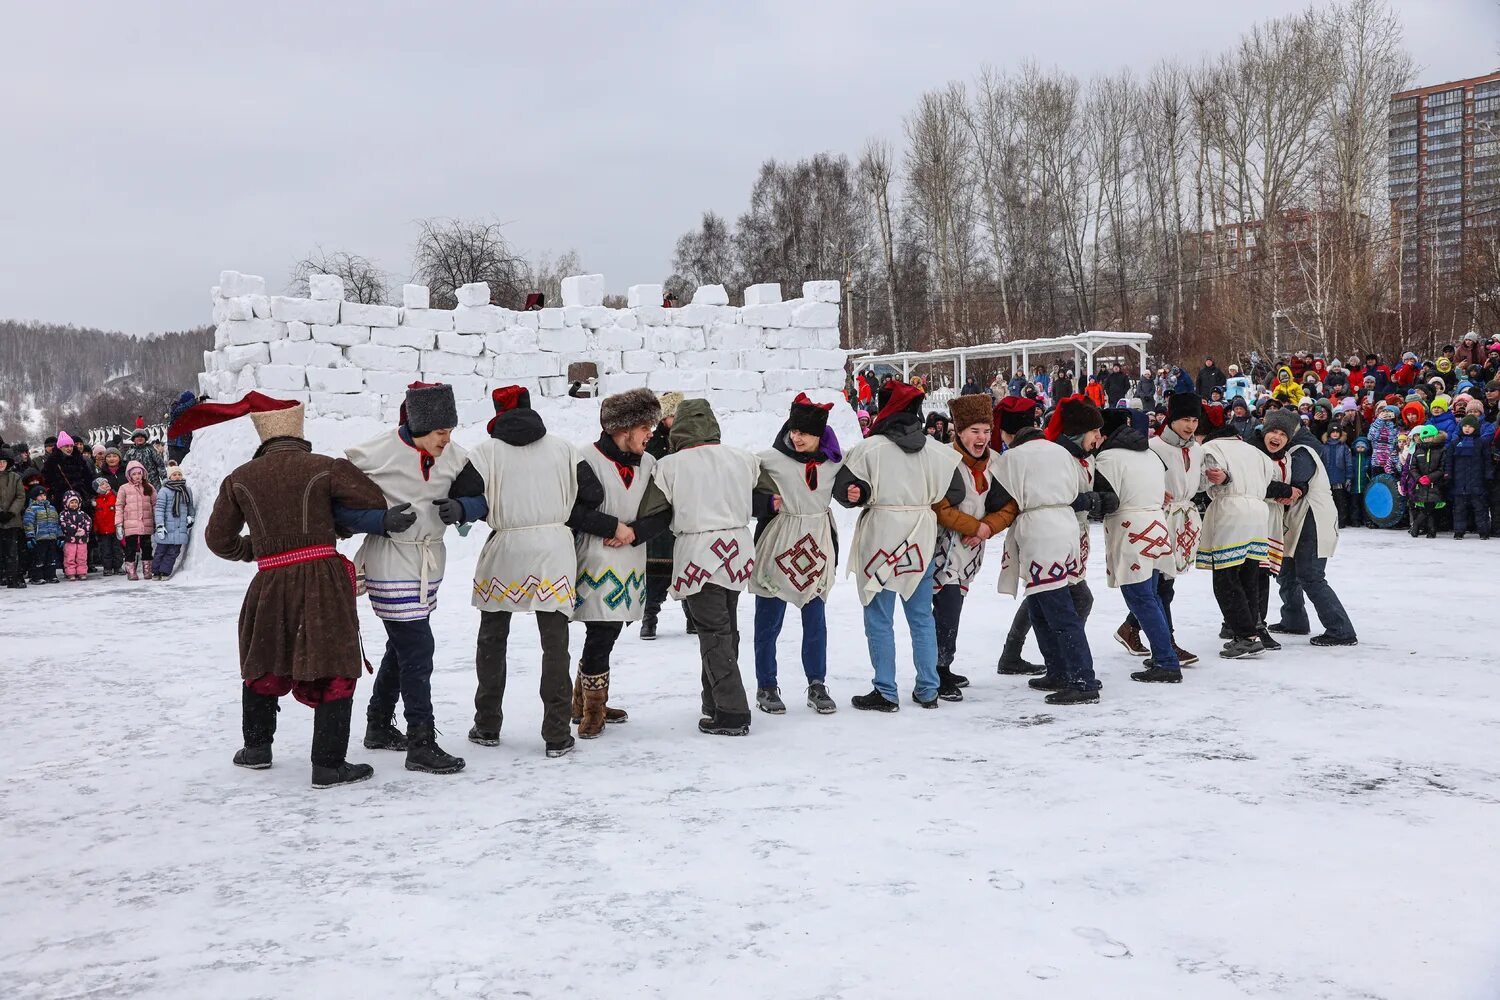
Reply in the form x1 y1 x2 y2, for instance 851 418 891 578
0 0 1494 335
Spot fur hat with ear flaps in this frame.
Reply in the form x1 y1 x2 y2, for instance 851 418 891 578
402 382 458 437
948 394 994 434
599 388 662 434
788 392 835 437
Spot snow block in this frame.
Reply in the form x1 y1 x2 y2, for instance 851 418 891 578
447 373 488 400
218 271 266 297
269 339 317 366
456 282 491 307
578 306 612 329
490 352 562 378
270 296 340 325
692 284 730 306
713 389 761 413
670 303 727 328
286 320 311 342
308 274 344 301
400 308 454 331
311 391 382 419
364 371 418 395
761 369 810 395
609 311 638 330
622 350 659 374
311 324 370 347
220 343 270 373
674 349 739 369
346 343 420 372
791 301 840 328
437 331 485 357
645 327 705 353
219 319 285 346
708 369 765 392
306 367 364 393
485 328 539 354
513 311 540 329
739 303 791 328
647 369 709 392
453 305 502 334
799 348 847 371
560 274 605 308
599 373 650 395
632 304 667 326
371 326 435 350
249 294 273 319
340 301 400 327
740 348 802 371
257 365 307 390
420 350 479 376
802 280 840 303
235 368 259 392
742 283 782 306
626 284 663 308
402 284 430 309
212 297 255 324
707 323 760 351
538 327 587 353
537 308 565 330
593 327 644 351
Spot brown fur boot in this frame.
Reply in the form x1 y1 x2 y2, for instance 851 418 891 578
578 672 610 739
571 672 584 725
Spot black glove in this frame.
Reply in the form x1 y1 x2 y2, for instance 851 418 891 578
0 511 12 525
382 502 416 535
432 497 465 525
1071 492 1093 513
1095 492 1120 517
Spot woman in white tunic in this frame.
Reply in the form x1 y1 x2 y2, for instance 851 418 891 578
569 389 661 737
749 394 843 716
634 399 762 736
833 383 961 712
1259 409 1358 646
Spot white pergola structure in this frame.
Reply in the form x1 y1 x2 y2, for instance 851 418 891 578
855 331 1153 388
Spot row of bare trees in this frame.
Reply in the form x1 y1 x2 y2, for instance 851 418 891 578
666 0 1452 368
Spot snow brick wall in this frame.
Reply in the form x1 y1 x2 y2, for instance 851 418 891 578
198 271 848 425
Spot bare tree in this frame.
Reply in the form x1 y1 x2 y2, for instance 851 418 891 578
668 211 739 295
524 250 585 307
410 218 528 309
290 249 389 304
859 139 902 350
905 84 977 346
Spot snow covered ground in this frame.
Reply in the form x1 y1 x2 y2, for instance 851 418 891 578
4 407 1499 999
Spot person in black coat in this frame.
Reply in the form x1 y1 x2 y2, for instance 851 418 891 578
1196 358 1228 398
1102 364 1132 406
41 432 95 518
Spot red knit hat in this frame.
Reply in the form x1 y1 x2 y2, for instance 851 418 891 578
993 396 1037 434
1200 402 1226 429
870 382 924 430
487 385 532 434
1043 395 1103 441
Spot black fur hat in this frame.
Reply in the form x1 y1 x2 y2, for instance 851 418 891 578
788 392 833 437
403 382 458 437
599 388 662 434
1165 392 1202 424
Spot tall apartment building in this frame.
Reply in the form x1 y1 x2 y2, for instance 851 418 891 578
1389 71 1500 307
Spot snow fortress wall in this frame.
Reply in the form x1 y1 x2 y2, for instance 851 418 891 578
198 272 848 425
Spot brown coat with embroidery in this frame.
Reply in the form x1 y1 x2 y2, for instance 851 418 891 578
206 437 387 682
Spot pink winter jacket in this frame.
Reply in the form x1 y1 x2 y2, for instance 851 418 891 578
115 463 156 536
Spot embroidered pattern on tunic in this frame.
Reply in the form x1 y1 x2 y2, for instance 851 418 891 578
473 574 576 606
575 568 646 610
773 533 829 593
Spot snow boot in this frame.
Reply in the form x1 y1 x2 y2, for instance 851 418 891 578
911 691 940 710
1219 636 1265 659
574 668 627 726
1045 688 1100 706
1267 621 1308 636
1172 643 1199 666
997 654 1046 675
233 686 279 770
639 612 658 641
756 687 786 715
1131 664 1183 684
363 713 407 751
577 672 610 739
805 682 837 714
850 689 899 713
1113 620 1149 656
1454 532 1466 540
124 562 137 581
697 711 751 736
467 726 500 747
1028 676 1068 692
545 735 576 758
1255 625 1282 651
310 698 374 789
935 664 964 702
405 721 465 774
571 673 584 725
1309 633 1359 647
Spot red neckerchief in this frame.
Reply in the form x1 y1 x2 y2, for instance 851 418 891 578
1181 447 1190 472
399 430 436 481
804 461 819 490
953 441 988 492
595 443 635 489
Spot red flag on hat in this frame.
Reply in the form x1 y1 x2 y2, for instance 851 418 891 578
167 391 300 438
870 382 924 430
793 391 834 412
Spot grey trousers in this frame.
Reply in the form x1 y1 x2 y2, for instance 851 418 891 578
684 584 750 718
474 609 572 743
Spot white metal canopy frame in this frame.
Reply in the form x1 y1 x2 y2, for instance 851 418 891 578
854 331 1153 388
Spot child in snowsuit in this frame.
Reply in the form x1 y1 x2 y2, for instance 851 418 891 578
58 489 92 580
1405 426 1448 539
152 465 195 578
115 460 156 580
1350 437 1372 527
22 484 61 583
1321 427 1354 527
92 477 123 575
1368 404 1400 474
1448 415 1493 539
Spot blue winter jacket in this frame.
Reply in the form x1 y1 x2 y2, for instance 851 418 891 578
167 391 198 449
1430 410 1459 440
153 482 195 545
1320 440 1353 488
23 498 61 541
1447 431 1493 497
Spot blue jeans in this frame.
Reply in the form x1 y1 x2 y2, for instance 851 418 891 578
1277 520 1356 640
753 596 827 689
862 560 939 702
368 617 437 725
1028 585 1099 691
1120 572 1179 671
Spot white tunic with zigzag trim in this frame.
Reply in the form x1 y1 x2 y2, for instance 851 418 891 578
841 436 961 606
991 438 1085 598
1094 446 1172 589
1197 438 1278 573
345 430 468 622
1148 433 1207 577
750 447 842 607
650 443 761 600
574 443 655 622
468 434 580 616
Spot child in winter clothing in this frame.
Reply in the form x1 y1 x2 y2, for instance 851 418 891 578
58 489 92 580
152 465 195 578
1405 426 1448 539
1367 404 1401 474
1448 416 1493 539
92 477 123 575
1321 427 1354 527
115 460 156 580
22 484 61 583
0 449 25 588
1350 437 1372 527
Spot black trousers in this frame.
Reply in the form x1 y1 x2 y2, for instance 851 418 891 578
95 532 123 572
1330 487 1352 527
1212 561 1265 639
1124 574 1175 633
684 584 749 718
646 569 696 629
124 533 153 568
1410 504 1439 537
1452 494 1491 536
0 527 21 581
580 621 624 676
368 618 437 726
473 610 572 743
933 584 966 665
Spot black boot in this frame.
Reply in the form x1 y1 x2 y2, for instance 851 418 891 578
363 713 407 751
233 686 279 770
310 698 374 789
1255 624 1282 651
697 711 751 735
997 654 1046 675
850 689 900 712
1045 687 1100 705
405 721 465 774
1028 675 1068 692
639 611 658 641
935 659 964 702
1131 664 1183 684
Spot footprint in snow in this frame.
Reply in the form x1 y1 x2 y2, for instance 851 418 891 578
988 871 1024 891
1028 965 1061 980
1074 926 1131 958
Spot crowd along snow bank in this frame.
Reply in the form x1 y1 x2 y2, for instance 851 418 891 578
197 271 850 425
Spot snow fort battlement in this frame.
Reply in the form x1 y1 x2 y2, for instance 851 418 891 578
197 271 849 425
